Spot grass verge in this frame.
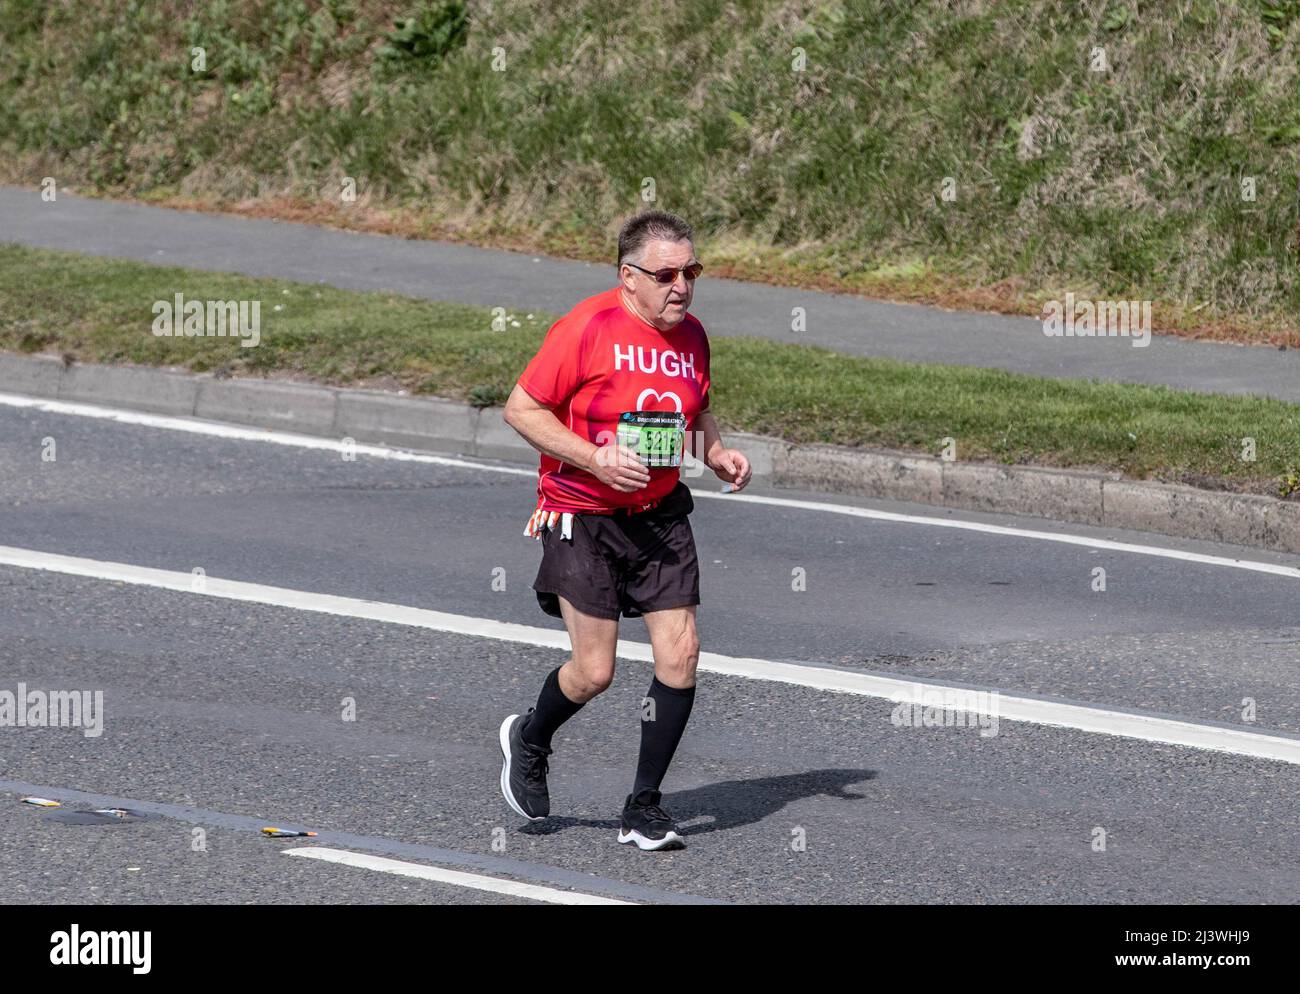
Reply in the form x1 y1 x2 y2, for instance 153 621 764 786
3 243 1298 497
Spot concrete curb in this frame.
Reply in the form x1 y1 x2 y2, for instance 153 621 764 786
5 352 1300 555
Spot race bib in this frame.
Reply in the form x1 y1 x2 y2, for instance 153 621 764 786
617 410 686 468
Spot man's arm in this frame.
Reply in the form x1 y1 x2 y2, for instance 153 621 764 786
693 410 726 467
503 383 650 492
503 383 599 469
692 408 752 491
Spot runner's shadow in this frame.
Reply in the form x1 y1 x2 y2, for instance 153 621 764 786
521 768 874 837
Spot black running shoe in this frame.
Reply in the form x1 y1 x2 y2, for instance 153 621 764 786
499 711 551 821
617 788 685 851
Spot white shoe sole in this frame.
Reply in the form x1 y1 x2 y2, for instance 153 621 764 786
499 714 544 822
617 827 686 851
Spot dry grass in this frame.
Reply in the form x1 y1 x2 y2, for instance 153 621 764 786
4 0 1300 345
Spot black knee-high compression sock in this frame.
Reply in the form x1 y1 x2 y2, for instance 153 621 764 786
521 666 585 750
633 676 696 797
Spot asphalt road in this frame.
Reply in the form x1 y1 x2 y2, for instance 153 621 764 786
1 399 1298 904
3 185 1298 402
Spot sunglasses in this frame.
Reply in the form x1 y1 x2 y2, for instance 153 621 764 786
626 261 704 284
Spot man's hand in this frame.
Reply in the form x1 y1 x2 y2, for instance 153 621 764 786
708 448 752 491
587 443 651 492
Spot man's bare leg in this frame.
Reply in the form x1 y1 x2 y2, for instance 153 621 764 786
521 594 619 751
554 594 620 704
643 604 700 689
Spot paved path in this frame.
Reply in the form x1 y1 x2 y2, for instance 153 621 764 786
3 186 1297 402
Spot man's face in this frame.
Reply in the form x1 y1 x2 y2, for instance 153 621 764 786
620 238 697 330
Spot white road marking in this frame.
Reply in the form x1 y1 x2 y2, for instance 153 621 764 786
2 543 1298 766
2 391 1297 579
0 391 534 475
713 492 1300 580
283 847 633 905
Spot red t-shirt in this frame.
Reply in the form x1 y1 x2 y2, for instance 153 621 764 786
516 287 711 514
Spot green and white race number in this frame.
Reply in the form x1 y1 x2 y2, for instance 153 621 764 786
617 410 687 468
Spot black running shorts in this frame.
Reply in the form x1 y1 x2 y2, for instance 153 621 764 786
533 481 700 621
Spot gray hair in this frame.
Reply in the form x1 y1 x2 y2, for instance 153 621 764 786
617 210 694 269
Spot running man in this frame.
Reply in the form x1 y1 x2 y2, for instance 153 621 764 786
498 209 751 851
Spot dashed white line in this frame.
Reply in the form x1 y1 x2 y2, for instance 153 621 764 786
1 543 1298 766
283 848 633 905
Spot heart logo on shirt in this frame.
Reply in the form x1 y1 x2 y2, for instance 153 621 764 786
636 388 683 412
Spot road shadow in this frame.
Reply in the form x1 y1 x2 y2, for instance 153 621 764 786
521 768 875 837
